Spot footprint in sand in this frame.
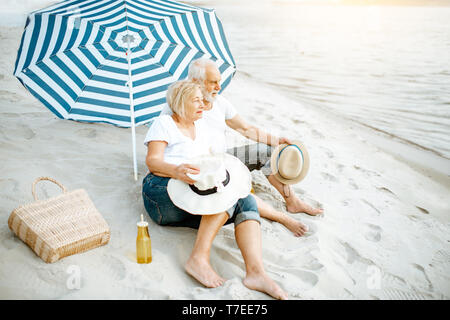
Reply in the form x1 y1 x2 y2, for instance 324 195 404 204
289 269 319 289
320 148 334 159
1 232 22 250
102 254 127 281
361 199 381 216
0 178 19 195
341 241 374 266
364 224 381 242
411 263 433 292
353 165 381 178
431 249 450 266
302 259 324 272
7 263 69 298
336 163 345 173
270 266 319 290
291 117 305 125
348 178 358 190
76 128 97 138
311 129 324 139
254 106 265 113
321 172 339 182
301 222 318 237
5 124 35 140
0 90 21 103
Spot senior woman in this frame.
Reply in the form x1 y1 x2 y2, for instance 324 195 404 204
142 80 288 300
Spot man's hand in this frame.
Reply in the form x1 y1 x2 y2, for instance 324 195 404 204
278 137 292 145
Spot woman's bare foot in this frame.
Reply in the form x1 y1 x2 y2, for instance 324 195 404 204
243 271 288 300
282 216 309 237
185 254 226 288
286 196 323 216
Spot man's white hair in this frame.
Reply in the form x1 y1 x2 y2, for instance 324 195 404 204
188 58 218 81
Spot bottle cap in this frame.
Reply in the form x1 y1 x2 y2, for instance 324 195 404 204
137 214 148 227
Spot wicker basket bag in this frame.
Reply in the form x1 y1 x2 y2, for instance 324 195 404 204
8 177 110 263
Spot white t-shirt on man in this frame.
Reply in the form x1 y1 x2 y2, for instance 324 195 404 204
159 95 237 152
144 115 210 166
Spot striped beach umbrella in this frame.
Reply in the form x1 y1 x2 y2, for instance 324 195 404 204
14 0 236 180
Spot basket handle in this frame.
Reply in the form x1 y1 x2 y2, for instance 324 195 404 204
32 177 67 201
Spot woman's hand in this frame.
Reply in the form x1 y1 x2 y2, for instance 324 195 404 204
174 164 200 184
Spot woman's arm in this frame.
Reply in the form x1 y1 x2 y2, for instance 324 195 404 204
146 141 200 184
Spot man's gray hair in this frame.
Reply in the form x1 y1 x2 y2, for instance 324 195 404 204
188 58 218 81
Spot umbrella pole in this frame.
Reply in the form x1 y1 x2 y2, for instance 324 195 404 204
126 38 138 181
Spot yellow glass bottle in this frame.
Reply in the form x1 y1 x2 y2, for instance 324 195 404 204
136 214 152 264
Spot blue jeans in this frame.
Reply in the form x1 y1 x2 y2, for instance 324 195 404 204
142 173 261 229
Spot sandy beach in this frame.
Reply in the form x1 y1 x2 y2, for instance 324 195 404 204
1 1 450 300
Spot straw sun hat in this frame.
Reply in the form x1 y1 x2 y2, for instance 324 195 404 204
270 140 310 185
167 153 251 215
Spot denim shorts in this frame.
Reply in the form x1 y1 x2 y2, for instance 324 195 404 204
142 173 261 229
226 143 274 176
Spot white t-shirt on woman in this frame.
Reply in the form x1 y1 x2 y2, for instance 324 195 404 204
159 95 237 152
144 115 210 166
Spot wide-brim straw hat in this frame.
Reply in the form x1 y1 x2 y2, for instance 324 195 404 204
167 153 251 215
270 140 310 185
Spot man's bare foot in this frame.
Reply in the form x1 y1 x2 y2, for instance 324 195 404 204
243 271 288 300
282 216 309 237
185 255 226 288
286 196 323 216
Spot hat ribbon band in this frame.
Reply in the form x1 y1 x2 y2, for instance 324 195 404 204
189 170 230 196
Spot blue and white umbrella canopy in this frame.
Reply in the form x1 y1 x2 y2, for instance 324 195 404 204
14 0 236 179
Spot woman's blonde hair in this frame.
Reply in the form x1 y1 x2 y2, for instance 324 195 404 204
166 80 202 119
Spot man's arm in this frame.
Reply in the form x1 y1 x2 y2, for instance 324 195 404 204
225 114 291 147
